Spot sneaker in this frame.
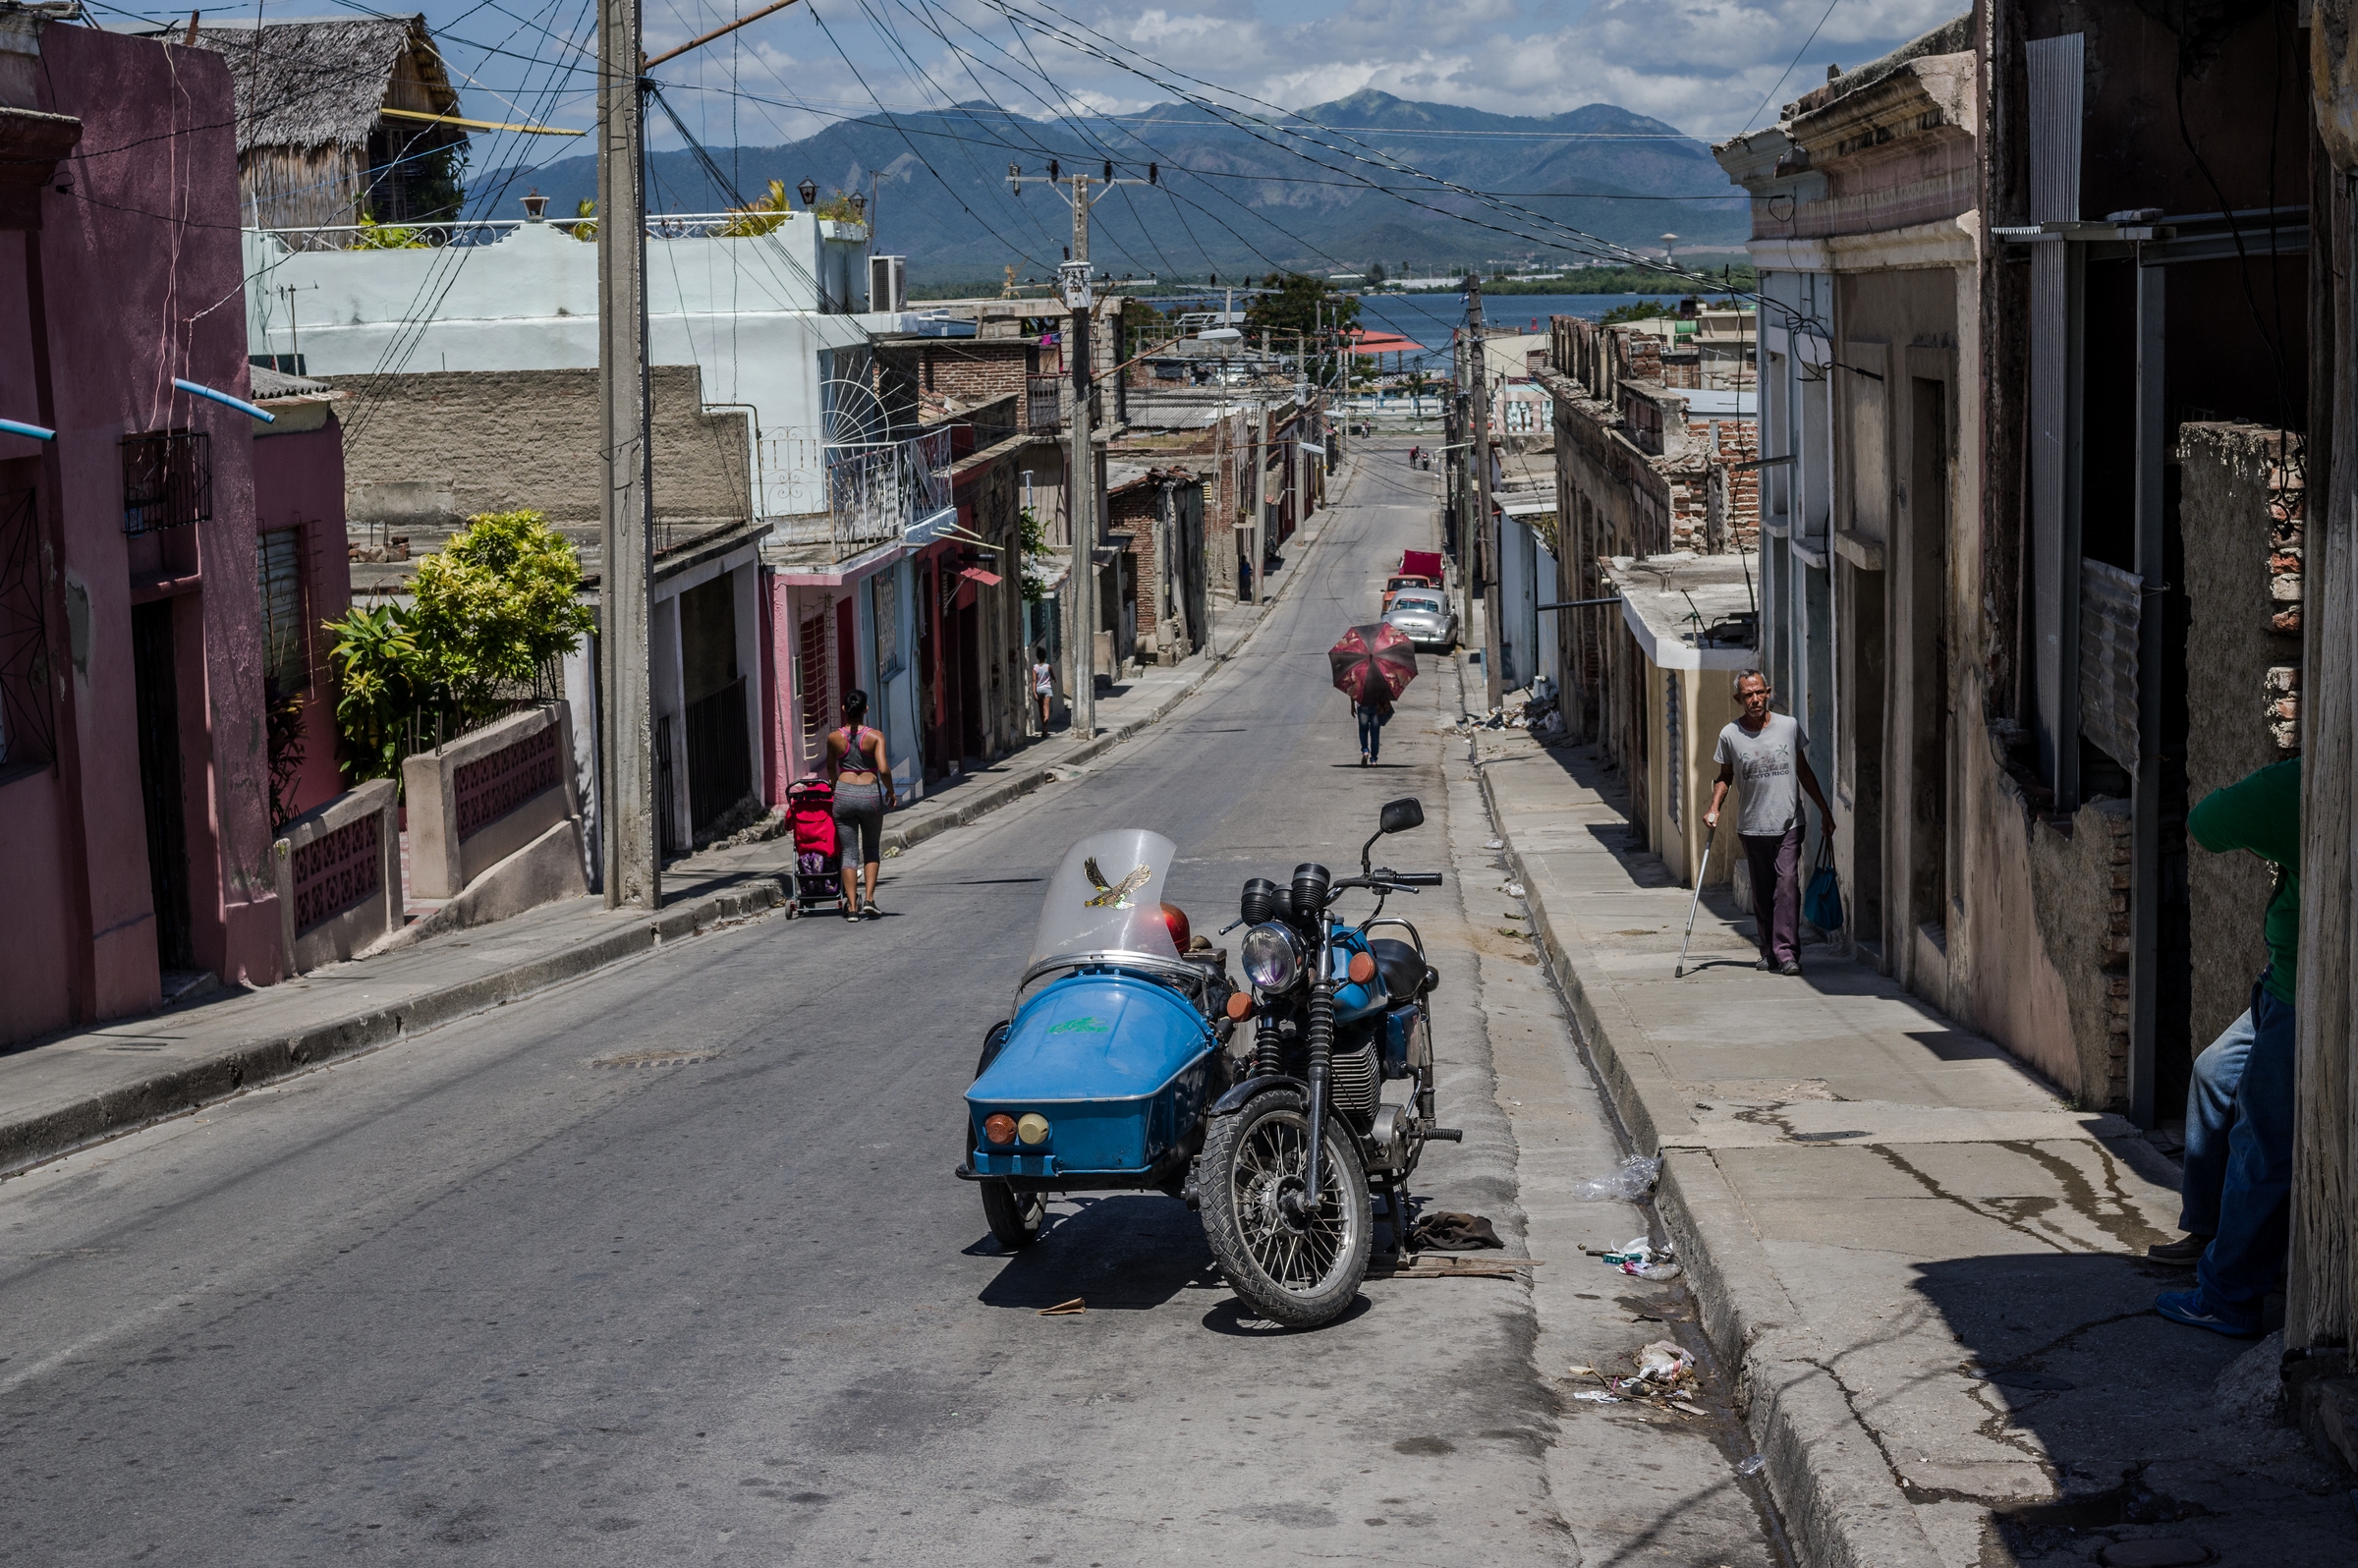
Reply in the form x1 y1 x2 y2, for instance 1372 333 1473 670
1779 960 1803 977
1757 957 1773 972
842 902 859 921
861 901 882 921
2147 1233 2210 1263
2154 1287 2260 1337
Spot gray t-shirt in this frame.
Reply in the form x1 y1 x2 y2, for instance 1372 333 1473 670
1713 712 1807 836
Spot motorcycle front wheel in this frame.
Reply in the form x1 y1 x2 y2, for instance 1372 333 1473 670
1197 1090 1373 1328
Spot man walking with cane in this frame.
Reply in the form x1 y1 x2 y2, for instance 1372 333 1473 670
1704 670 1833 976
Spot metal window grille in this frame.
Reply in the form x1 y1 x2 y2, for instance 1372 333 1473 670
0 489 55 769
121 430 211 535
798 604 832 762
257 526 309 695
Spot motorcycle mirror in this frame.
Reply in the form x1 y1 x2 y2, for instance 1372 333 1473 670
1379 798 1425 835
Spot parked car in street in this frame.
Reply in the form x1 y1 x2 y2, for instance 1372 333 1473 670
1383 589 1457 649
1381 574 1437 613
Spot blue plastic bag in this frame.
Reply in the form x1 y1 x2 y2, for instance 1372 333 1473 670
1802 837 1843 931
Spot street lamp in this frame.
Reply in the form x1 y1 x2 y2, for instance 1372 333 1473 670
798 177 818 209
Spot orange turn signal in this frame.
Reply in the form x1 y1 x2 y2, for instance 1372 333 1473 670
1224 990 1255 1021
1348 951 1376 985
982 1113 1018 1146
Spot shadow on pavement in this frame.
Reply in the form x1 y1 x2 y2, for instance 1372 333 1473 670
971 1192 1214 1312
1907 1252 2354 1562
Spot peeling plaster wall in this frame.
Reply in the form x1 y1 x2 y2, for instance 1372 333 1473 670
2178 422 2302 1047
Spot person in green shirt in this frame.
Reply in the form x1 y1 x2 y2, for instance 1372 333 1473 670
2156 757 2300 1337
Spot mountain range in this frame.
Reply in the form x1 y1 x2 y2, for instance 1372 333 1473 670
467 89 1746 285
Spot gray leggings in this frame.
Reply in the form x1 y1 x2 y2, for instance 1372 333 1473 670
833 777 886 865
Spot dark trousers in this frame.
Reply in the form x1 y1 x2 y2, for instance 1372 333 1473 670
1741 824 1803 967
1356 705 1387 761
2196 974 2297 1317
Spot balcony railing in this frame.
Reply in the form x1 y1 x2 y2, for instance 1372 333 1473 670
823 429 953 558
1027 374 1063 431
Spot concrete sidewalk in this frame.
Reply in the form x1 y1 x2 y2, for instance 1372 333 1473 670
1470 724 2356 1568
0 565 1310 1180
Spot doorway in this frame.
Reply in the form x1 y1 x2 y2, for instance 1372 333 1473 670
131 599 195 972
1906 379 1951 950
1840 561 1886 959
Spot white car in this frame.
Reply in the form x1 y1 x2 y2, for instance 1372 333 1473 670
1382 590 1457 650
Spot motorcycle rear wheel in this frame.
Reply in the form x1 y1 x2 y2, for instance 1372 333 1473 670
1198 1089 1372 1328
980 1180 1045 1250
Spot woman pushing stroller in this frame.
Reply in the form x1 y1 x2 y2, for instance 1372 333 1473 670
826 690 896 920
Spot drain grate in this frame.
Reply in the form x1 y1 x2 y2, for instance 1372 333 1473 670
590 1048 720 1070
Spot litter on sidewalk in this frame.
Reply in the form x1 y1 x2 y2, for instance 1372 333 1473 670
1591 1233 1683 1281
1573 1153 1661 1203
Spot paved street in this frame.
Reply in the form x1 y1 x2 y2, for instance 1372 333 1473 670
1 444 1782 1566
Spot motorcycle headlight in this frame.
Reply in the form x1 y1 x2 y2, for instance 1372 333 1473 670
1240 922 1303 992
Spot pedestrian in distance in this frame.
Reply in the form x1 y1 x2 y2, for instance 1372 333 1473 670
2157 756 2301 1337
825 690 896 921
1703 670 1833 977
1032 644 1054 737
1355 686 1393 767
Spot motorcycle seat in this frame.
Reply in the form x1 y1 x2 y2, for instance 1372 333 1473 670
1370 938 1431 1000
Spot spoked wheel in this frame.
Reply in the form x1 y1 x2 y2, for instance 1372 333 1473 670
980 1181 1045 1250
1197 1089 1372 1328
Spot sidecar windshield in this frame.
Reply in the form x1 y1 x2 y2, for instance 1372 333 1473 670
1028 829 1183 972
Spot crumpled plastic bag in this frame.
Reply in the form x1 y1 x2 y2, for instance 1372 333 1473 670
1600 1232 1683 1281
1633 1340 1694 1384
1573 1153 1661 1204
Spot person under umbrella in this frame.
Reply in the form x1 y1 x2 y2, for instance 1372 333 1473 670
1329 623 1418 766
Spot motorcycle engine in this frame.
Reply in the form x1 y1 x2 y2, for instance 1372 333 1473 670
1329 1038 1379 1124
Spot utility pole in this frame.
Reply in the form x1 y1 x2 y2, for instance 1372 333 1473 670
1010 160 1153 740
598 0 657 908
1253 392 1269 607
1467 275 1501 711
1451 331 1472 640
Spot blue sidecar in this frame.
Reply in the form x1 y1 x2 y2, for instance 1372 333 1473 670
957 829 1232 1247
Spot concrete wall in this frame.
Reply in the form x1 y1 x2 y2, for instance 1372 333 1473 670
2178 423 2304 1046
331 366 751 530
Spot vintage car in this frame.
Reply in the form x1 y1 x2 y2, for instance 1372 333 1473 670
1382 588 1458 650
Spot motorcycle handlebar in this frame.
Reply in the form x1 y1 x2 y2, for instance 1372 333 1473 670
1390 871 1444 887
1325 869 1445 902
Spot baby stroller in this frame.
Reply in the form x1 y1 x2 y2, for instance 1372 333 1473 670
785 778 844 918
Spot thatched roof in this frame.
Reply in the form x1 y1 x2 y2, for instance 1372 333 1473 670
183 16 462 154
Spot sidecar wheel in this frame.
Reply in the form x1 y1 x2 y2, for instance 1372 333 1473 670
1197 1089 1372 1328
980 1181 1046 1250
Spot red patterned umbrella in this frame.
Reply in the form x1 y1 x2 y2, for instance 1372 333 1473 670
1328 622 1418 705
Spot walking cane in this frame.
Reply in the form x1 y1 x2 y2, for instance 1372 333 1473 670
1674 836 1712 979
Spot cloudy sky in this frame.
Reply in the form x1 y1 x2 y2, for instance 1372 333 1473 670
106 0 1960 150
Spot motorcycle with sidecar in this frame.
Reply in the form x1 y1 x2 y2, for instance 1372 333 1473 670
956 798 1455 1328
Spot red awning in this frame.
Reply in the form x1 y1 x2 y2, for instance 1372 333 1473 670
1347 330 1422 354
959 566 1003 587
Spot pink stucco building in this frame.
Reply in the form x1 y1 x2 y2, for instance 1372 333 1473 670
1 21 341 1044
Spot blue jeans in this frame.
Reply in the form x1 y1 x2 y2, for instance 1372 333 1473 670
1357 706 1385 761
2196 975 2296 1318
2177 1008 2255 1237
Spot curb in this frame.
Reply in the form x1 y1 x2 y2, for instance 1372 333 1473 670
0 875 789 1181
0 481 1347 1182
1473 750 1945 1568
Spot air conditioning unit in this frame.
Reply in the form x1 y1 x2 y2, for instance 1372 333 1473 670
869 254 907 314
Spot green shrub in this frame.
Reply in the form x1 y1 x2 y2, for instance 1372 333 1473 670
324 510 593 786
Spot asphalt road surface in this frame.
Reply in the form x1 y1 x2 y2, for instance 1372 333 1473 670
1 440 1785 1566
